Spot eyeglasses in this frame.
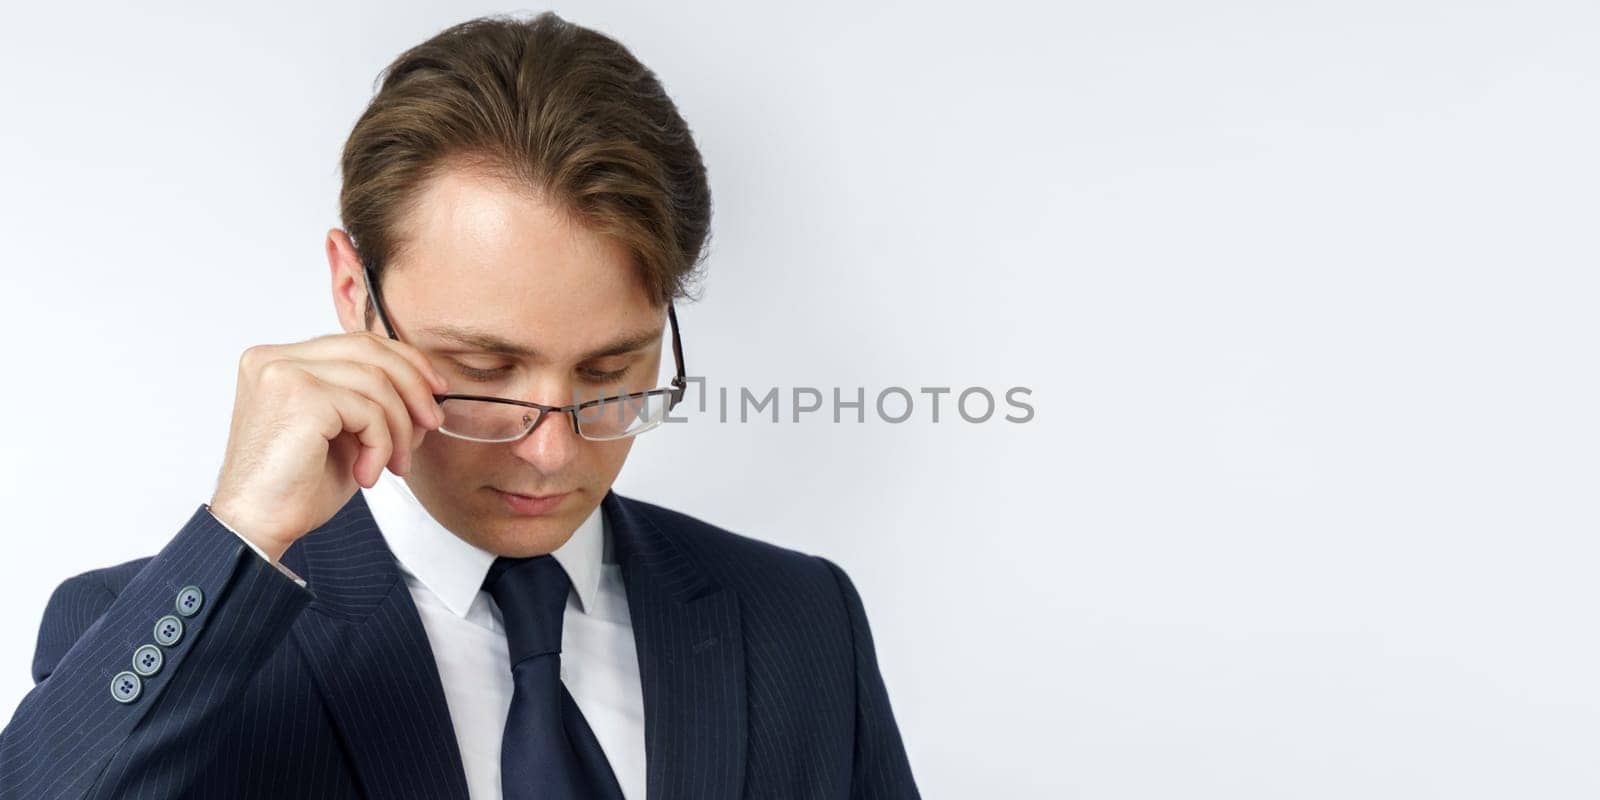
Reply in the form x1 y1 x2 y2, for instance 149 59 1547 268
360 262 687 443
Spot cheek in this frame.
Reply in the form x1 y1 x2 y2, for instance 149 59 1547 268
591 437 635 476
414 430 479 473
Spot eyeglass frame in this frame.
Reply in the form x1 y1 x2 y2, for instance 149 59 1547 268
359 260 688 443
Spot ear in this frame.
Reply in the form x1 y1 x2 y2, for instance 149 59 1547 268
326 228 369 334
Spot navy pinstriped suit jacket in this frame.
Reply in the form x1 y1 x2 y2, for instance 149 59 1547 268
0 489 919 798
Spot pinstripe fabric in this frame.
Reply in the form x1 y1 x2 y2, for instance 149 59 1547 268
0 489 919 799
0 505 313 799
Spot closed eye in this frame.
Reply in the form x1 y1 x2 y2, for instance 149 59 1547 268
452 363 629 383
582 367 629 383
455 364 510 381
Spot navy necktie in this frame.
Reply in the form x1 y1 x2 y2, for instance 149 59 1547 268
482 554 624 800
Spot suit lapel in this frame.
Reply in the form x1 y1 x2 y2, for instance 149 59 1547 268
603 490 748 800
281 491 471 800
273 489 749 800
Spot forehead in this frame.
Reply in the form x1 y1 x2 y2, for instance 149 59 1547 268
382 165 660 350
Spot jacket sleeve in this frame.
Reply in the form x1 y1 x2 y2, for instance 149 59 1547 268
816 557 921 800
0 503 314 799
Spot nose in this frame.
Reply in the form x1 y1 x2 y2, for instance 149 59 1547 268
509 400 583 472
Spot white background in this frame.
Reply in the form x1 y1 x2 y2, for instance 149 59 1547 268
2 2 1598 797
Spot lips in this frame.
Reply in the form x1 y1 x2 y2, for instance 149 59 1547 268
492 487 571 516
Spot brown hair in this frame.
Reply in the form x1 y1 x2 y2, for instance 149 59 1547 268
339 11 711 323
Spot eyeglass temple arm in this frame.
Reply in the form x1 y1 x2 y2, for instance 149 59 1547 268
361 262 400 340
667 302 687 402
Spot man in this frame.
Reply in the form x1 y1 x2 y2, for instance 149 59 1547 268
0 12 918 799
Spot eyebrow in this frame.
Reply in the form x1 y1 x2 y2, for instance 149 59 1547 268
418 324 661 362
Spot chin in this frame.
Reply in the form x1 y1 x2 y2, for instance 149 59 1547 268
492 526 572 558
478 509 575 556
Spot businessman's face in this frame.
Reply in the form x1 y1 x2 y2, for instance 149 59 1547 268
327 164 669 557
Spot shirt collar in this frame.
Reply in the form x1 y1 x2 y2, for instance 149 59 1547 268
360 469 606 619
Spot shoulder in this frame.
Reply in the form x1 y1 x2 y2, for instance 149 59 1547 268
39 556 151 621
613 493 861 619
615 493 836 581
63 556 152 596
31 556 152 682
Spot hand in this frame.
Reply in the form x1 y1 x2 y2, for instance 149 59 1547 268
208 331 449 561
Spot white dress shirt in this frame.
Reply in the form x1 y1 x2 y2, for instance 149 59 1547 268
213 470 647 799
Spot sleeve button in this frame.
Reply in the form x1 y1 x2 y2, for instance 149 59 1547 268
131 644 164 677
175 585 205 618
110 670 142 704
153 614 184 647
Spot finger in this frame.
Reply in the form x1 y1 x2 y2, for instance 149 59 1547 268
316 379 394 487
350 332 449 422
294 359 419 475
300 331 448 396
299 334 446 430
368 333 451 395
